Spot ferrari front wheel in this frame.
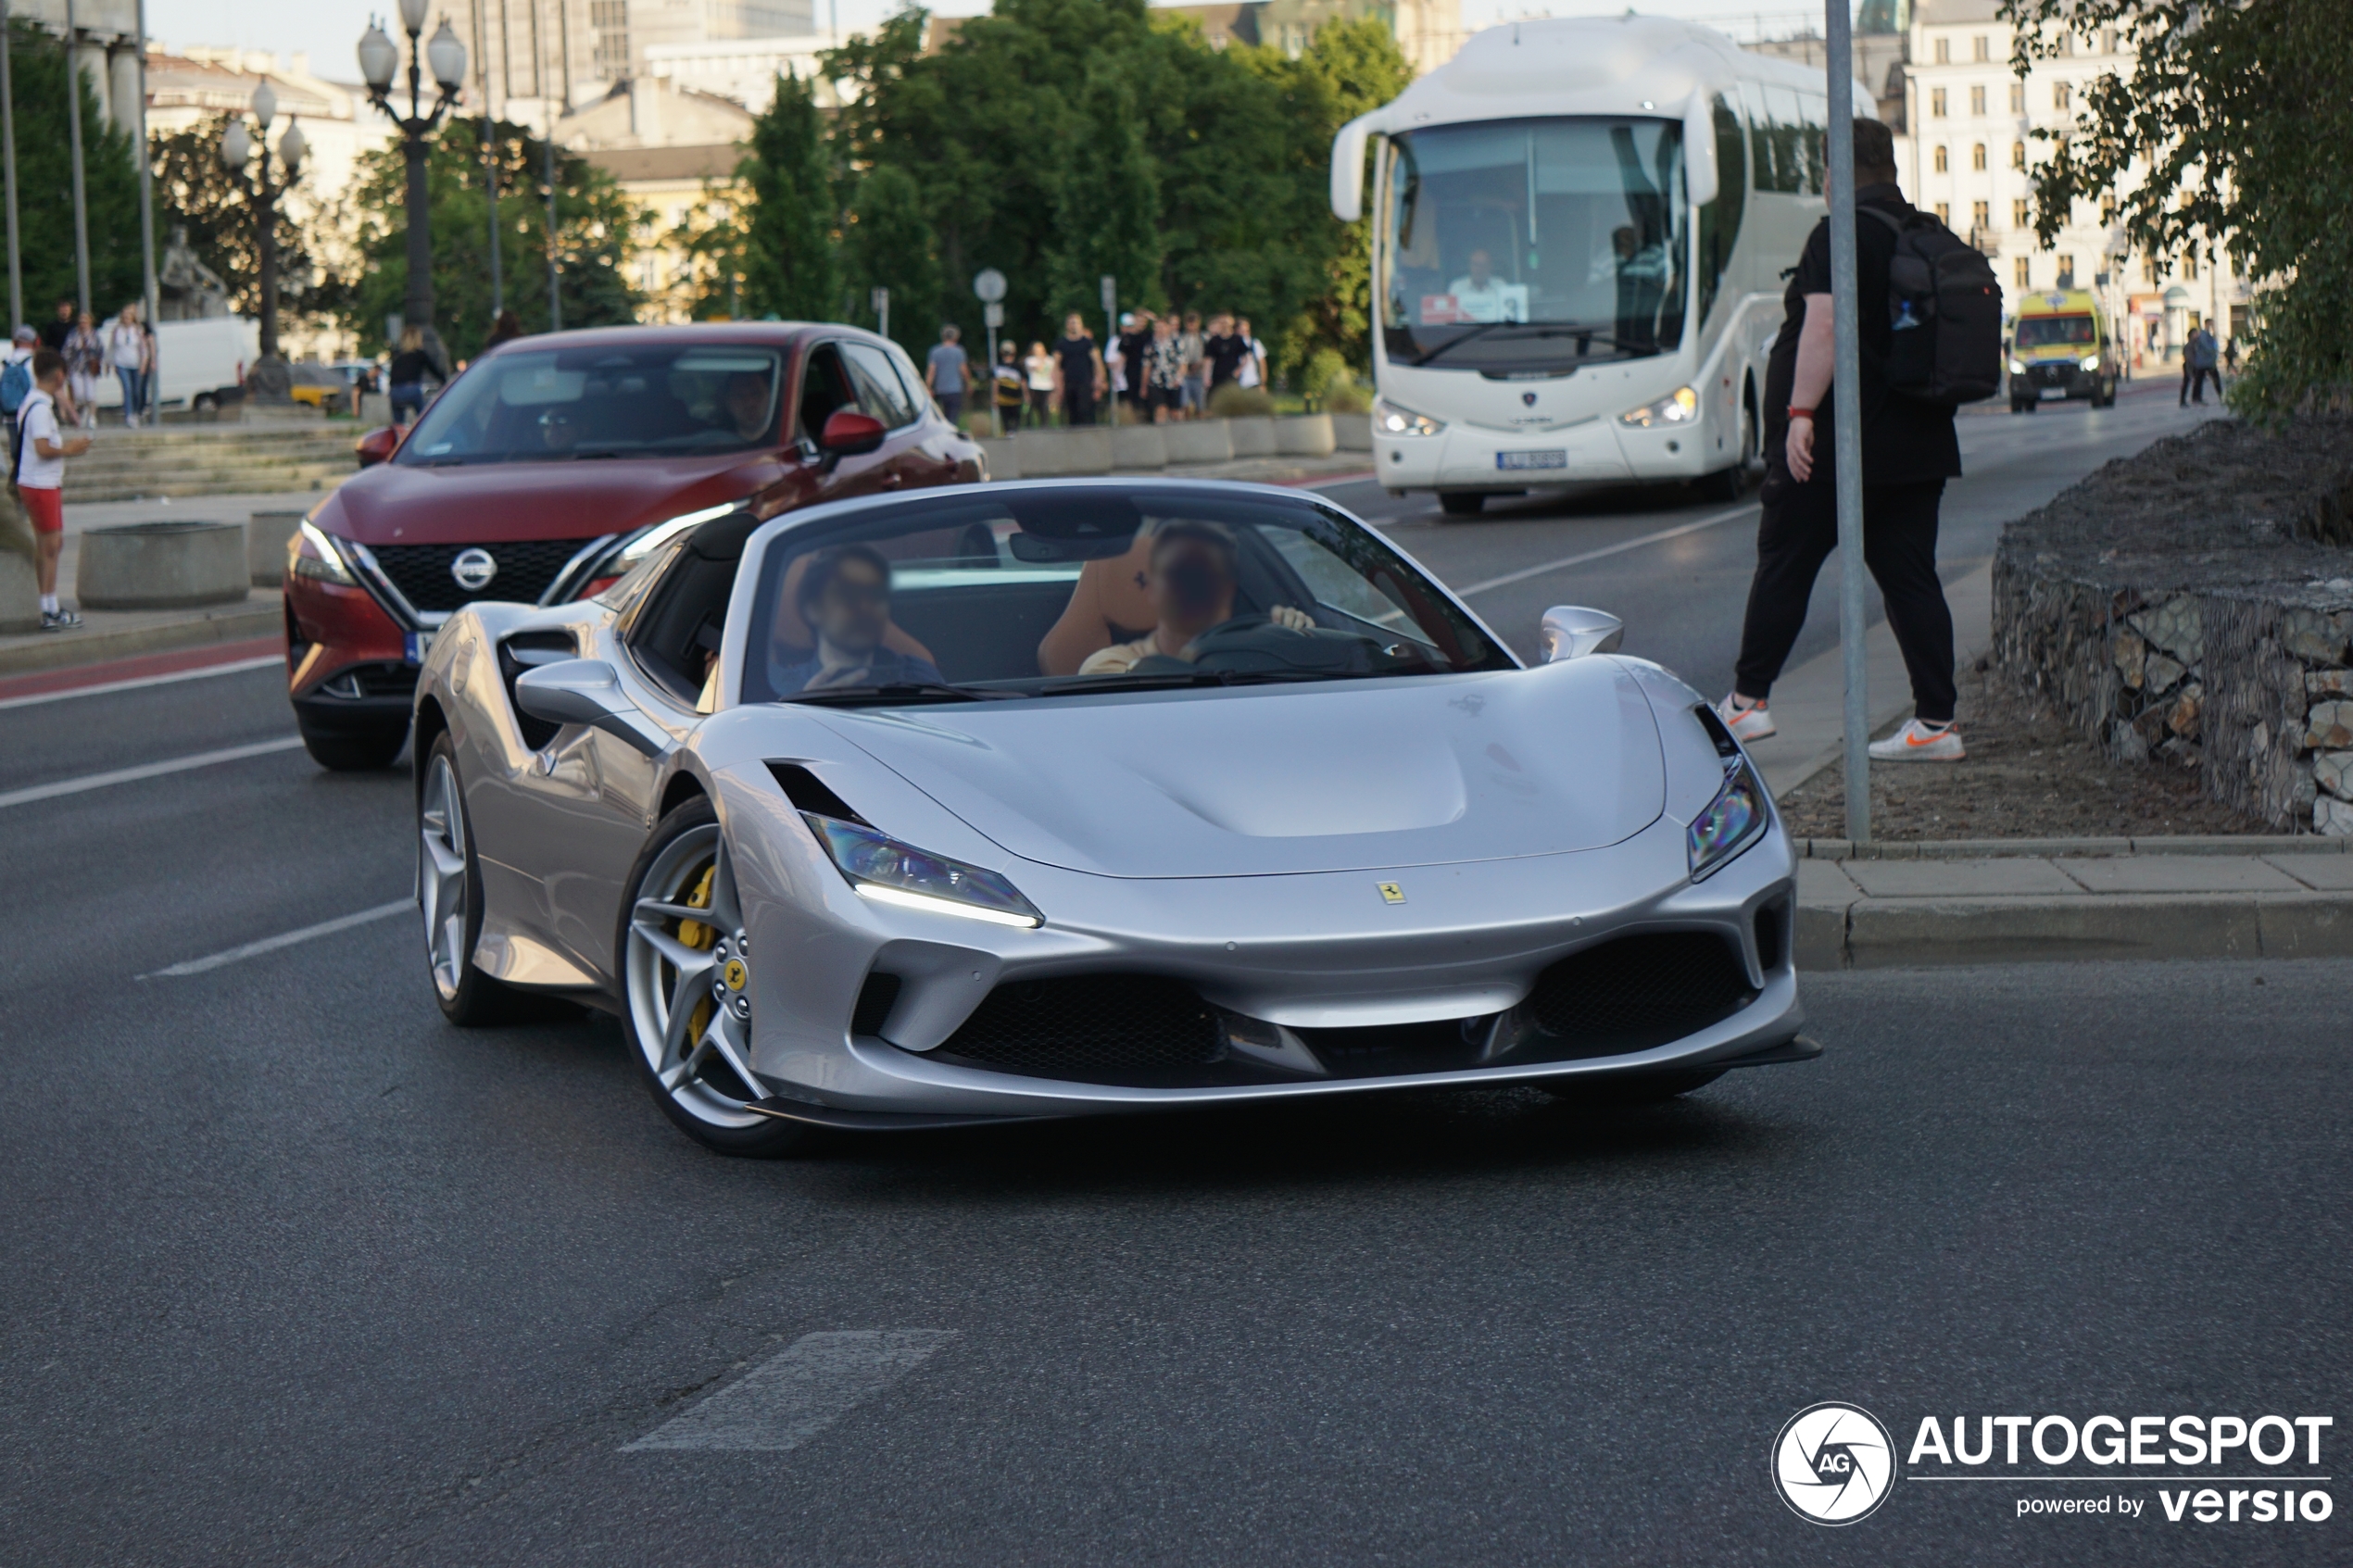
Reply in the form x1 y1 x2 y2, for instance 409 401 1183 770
619 796 810 1157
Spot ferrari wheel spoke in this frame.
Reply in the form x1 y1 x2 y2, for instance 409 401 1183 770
634 920 717 977
702 1011 761 1103
661 1035 714 1092
661 969 706 1059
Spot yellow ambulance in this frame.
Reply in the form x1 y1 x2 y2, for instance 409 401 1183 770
2007 289 2120 412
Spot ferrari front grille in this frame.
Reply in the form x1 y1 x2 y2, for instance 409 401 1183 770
932 974 1225 1078
1521 932 1755 1055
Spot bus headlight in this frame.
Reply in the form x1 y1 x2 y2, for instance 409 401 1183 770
1373 399 1444 437
2080 355 2101 371
1618 386 1697 428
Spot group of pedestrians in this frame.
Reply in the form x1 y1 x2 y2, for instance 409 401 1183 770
923 308 1271 433
14 297 155 432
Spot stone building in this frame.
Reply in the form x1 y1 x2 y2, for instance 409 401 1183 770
1894 0 2239 367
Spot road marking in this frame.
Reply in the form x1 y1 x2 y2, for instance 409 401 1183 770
623 1330 958 1453
1453 500 1761 597
0 735 306 810
0 655 283 710
140 899 414 979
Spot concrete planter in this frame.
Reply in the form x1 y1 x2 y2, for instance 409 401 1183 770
77 521 247 609
1332 412 1374 452
0 549 36 633
1111 423 1167 471
247 509 307 586
1163 420 1233 466
978 436 1020 481
1274 413 1336 458
1226 416 1277 458
1016 425 1114 477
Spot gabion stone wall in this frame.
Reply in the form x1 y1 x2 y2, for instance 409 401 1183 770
1991 417 2353 834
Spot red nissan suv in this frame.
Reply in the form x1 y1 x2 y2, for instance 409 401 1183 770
283 322 983 768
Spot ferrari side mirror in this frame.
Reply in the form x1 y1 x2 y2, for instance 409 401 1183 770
1539 605 1624 662
514 659 668 757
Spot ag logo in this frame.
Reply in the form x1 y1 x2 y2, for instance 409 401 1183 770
450 546 498 591
1772 1402 1896 1524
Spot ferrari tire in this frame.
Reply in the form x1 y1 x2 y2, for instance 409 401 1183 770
618 796 811 1158
1536 1067 1728 1106
417 733 524 1025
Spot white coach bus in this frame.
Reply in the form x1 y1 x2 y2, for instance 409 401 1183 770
1331 15 1875 514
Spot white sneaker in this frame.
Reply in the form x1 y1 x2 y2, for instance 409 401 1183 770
1869 718 1965 761
1715 693 1775 741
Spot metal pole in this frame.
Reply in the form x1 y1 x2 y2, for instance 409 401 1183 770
256 141 277 356
534 0 557 329
63 0 90 316
479 0 502 322
1827 0 1869 844
133 0 156 415
1 0 21 332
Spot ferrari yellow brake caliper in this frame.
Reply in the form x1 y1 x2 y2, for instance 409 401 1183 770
680 863 717 1045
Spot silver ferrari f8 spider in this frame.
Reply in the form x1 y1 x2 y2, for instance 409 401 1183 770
410 480 1810 1154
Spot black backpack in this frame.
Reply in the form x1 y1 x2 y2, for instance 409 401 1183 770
1865 206 2004 406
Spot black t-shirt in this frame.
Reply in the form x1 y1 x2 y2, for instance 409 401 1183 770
388 349 433 384
1763 184 1961 486
1115 330 1151 395
1052 335 1097 399
1202 332 1251 387
38 318 72 353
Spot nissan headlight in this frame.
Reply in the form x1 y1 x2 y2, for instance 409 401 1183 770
1373 399 1444 437
1618 386 1698 428
2008 358 2027 375
805 813 1043 928
2080 355 2101 371
1687 759 1768 882
289 518 358 585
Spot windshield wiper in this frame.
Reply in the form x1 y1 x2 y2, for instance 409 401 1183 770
779 682 1009 707
1415 322 1644 366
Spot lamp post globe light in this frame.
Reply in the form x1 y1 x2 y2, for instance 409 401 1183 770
359 8 467 373
220 82 306 390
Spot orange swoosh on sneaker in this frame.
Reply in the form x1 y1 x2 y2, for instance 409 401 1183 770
1906 730 1944 746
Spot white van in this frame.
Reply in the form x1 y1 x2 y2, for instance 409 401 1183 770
86 315 259 411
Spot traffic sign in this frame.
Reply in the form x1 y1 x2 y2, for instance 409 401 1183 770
973 269 1006 303
1100 275 1117 313
983 303 1004 328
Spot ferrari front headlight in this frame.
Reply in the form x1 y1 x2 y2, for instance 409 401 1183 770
1373 398 1444 437
1618 386 1698 428
1687 759 1768 882
805 813 1043 928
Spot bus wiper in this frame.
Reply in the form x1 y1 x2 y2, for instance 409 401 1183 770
1416 323 1644 365
780 682 1009 707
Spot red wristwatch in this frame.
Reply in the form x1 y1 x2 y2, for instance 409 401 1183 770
1787 407 1816 421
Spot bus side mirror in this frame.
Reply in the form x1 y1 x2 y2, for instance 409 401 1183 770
1682 94 1718 208
1330 114 1375 222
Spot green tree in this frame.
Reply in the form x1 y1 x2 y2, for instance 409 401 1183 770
1999 0 2353 417
5 19 146 320
842 163 940 358
337 118 641 359
737 69 840 321
150 115 325 324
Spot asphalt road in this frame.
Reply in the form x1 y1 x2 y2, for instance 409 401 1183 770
1324 377 2219 690
6 383 2342 1565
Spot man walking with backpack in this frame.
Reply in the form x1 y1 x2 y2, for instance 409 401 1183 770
1718 118 1989 762
18 349 92 631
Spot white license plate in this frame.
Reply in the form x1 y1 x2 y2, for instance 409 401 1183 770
1497 449 1567 470
2039 386 2068 400
404 631 435 665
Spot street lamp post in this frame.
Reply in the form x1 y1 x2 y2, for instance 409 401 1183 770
358 1 466 373
220 82 305 362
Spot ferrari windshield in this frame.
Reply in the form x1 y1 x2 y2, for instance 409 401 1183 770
398 344 784 465
739 488 1511 705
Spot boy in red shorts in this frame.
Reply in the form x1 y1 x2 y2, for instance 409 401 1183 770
19 348 90 631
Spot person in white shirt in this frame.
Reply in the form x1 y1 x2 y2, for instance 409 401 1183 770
1234 317 1267 390
17 349 92 631
1444 249 1529 324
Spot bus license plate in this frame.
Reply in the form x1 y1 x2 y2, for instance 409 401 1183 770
404 631 435 665
2039 386 2067 400
1497 449 1567 470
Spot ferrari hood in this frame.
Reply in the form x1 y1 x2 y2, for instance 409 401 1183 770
816 660 1665 879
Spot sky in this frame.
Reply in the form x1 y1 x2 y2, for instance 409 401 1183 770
145 0 1856 83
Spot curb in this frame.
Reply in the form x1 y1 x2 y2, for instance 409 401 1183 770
1797 890 2353 970
0 604 281 677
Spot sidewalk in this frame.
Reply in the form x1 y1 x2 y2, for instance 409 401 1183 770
1794 836 2353 969
0 492 311 675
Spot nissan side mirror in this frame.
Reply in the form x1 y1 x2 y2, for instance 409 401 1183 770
818 408 887 473
1539 605 1624 662
356 424 401 469
513 659 668 757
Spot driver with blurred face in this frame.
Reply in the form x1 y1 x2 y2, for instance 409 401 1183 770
770 545 944 695
724 371 773 441
1076 521 1307 675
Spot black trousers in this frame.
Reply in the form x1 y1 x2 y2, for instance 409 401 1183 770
1732 472 1957 723
2181 364 2221 404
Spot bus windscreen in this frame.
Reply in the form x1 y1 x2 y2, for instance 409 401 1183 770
1380 117 1688 372
2015 315 2097 348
